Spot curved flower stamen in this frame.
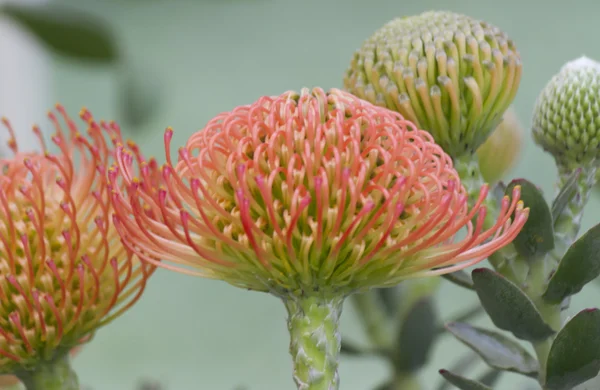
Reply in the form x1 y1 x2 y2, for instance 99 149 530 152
110 88 527 295
0 107 155 374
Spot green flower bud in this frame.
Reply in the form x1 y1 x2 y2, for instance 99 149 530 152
477 106 524 183
532 56 600 168
344 10 522 158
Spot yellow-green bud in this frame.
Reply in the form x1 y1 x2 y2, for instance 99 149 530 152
477 106 524 183
532 56 600 168
344 10 522 158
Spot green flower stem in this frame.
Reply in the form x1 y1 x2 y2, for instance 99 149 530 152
443 155 596 387
529 164 597 386
285 294 344 390
550 164 597 263
16 353 79 390
350 291 393 349
532 338 552 386
526 256 563 385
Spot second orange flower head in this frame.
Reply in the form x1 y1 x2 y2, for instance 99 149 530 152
0 107 154 374
110 88 528 296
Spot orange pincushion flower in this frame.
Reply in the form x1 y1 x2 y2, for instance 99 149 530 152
110 88 527 295
0 107 154 373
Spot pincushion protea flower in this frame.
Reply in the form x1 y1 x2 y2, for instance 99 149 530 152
110 88 528 390
0 107 155 389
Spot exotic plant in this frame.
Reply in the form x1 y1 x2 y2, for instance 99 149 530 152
433 55 600 390
342 10 600 390
0 108 154 389
109 87 527 390
341 11 525 389
2 7 599 390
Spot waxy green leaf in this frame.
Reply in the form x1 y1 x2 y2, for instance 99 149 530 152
340 340 365 356
442 270 473 290
446 322 538 377
544 223 600 303
118 65 162 128
472 268 554 341
376 286 401 317
438 370 492 390
1 3 118 63
477 369 502 387
551 168 582 225
436 354 479 390
506 179 554 257
546 309 600 390
395 297 438 372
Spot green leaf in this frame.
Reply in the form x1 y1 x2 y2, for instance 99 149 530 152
438 370 492 390
471 268 555 341
118 65 162 128
373 381 392 390
543 223 600 304
445 322 539 377
442 270 473 290
505 179 554 257
395 296 438 372
437 306 484 335
551 168 581 226
340 340 385 358
340 340 366 356
376 286 401 317
477 369 502 387
436 353 480 390
545 308 600 390
1 3 118 63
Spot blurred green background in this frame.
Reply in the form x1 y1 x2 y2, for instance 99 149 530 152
2 0 600 388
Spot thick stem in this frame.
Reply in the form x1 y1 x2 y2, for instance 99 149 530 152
531 305 562 386
530 164 597 386
526 257 563 385
533 338 552 386
16 353 79 390
350 291 393 349
284 294 344 390
550 165 597 263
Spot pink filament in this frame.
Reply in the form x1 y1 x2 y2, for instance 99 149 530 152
109 87 528 291
0 106 155 363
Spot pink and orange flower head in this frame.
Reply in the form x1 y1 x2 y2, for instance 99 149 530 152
0 107 154 374
111 88 528 297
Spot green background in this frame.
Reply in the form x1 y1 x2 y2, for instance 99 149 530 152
7 0 600 388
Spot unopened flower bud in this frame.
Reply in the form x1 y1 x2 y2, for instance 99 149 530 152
344 10 522 157
532 56 600 168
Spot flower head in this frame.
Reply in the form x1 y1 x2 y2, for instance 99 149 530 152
0 107 154 373
532 56 600 168
344 11 522 158
477 106 524 183
111 88 527 296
